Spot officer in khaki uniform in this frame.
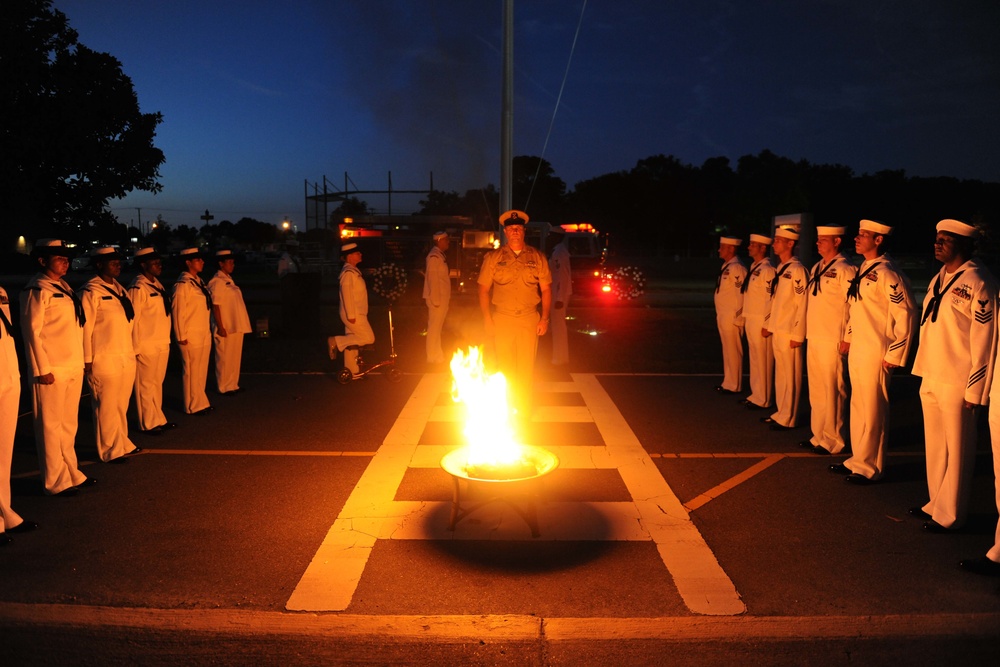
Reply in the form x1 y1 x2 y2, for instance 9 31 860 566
738 234 775 410
128 247 175 434
423 231 451 364
802 226 857 455
714 237 746 393
478 210 552 419
209 249 252 394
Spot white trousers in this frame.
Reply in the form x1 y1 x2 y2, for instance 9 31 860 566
806 339 849 453
845 351 893 480
986 404 1000 562
134 346 169 430
179 343 211 414
213 332 245 393
88 357 138 462
770 333 802 428
551 303 569 365
745 317 773 408
335 314 375 374
425 301 448 363
0 375 24 531
32 367 87 494
716 314 743 392
919 378 977 529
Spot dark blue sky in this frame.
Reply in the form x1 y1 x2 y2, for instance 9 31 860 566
55 0 1000 229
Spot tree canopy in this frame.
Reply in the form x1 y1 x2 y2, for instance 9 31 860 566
0 0 164 248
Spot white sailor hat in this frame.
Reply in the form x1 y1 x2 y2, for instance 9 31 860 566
180 247 205 260
719 236 742 246
500 210 528 226
936 219 977 237
859 219 892 235
749 234 773 245
32 239 75 257
432 230 448 240
774 227 800 241
341 242 359 255
135 247 161 261
91 246 122 260
815 226 846 236
215 249 236 260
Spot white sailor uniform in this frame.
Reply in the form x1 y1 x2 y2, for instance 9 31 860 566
805 253 857 453
128 273 172 430
20 273 88 494
208 270 252 394
0 286 26 530
423 245 451 364
766 257 807 427
172 272 213 414
549 241 572 365
912 259 997 528
333 263 375 374
741 257 776 408
842 254 916 480
714 256 747 392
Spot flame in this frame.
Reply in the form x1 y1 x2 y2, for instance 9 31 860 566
450 347 522 467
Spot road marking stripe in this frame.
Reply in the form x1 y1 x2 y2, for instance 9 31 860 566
684 455 785 511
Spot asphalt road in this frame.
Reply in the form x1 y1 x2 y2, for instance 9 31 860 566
1 289 999 665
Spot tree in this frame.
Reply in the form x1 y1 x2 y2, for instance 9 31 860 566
512 156 566 223
0 0 164 247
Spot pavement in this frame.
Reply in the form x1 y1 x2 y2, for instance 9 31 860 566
1 288 999 665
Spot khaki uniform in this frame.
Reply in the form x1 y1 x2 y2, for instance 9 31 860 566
422 246 451 363
128 274 172 431
333 263 375 374
912 259 997 528
1 287 25 530
20 273 88 494
172 272 213 414
477 244 552 415
80 276 138 462
805 254 857 453
766 257 808 427
549 241 572 365
842 254 916 480
209 270 252 393
714 256 746 392
741 258 776 408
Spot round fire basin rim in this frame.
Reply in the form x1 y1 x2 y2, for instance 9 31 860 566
440 444 560 483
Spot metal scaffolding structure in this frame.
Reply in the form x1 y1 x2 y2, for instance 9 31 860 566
303 172 435 231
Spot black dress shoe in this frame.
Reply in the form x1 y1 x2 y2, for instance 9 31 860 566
130 447 143 455
193 406 214 416
715 386 739 394
8 520 38 534
76 477 98 488
923 520 957 534
139 427 162 436
828 463 851 475
52 487 79 497
744 402 769 411
797 440 814 449
845 473 875 485
0 533 11 546
162 422 178 430
908 507 932 521
811 446 832 455
959 556 1000 576
108 456 129 464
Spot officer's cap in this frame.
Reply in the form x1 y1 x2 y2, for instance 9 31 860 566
135 247 161 262
936 219 977 238
500 210 528 226
815 226 846 236
774 228 800 241
32 239 75 258
719 236 742 246
91 246 122 261
859 219 892 235
749 234 773 245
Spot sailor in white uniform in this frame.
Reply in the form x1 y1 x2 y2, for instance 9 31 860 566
802 226 857 455
739 234 776 410
20 239 93 495
965 318 1000 575
713 237 746 394
209 249 252 395
911 219 997 531
172 247 213 415
762 228 807 430
423 231 451 364
329 243 375 375
80 247 139 463
548 228 572 366
833 220 916 484
128 247 175 434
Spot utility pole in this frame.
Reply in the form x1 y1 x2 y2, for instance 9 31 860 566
136 208 142 235
200 209 214 227
500 0 514 225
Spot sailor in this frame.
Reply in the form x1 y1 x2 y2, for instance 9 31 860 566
761 228 807 430
423 231 451 364
831 219 916 484
329 242 375 375
128 247 176 435
209 249 252 395
739 234 776 410
2 283 38 541
478 210 552 419
20 239 94 495
966 314 1000 575
549 226 572 366
713 237 746 394
911 219 997 531
172 247 213 415
801 226 857 455
80 246 140 463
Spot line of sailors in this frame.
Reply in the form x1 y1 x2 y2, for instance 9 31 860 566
714 218 1000 577
1 240 250 545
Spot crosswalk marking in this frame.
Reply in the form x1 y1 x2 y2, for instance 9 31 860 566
286 373 745 615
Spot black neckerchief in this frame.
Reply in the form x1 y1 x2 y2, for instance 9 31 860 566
847 261 882 301
770 262 792 297
741 260 762 294
715 261 730 293
53 281 86 326
0 307 12 338
921 268 965 325
189 274 213 310
147 277 172 316
100 281 134 322
809 258 837 296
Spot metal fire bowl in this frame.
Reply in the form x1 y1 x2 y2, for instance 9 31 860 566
440 444 559 484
